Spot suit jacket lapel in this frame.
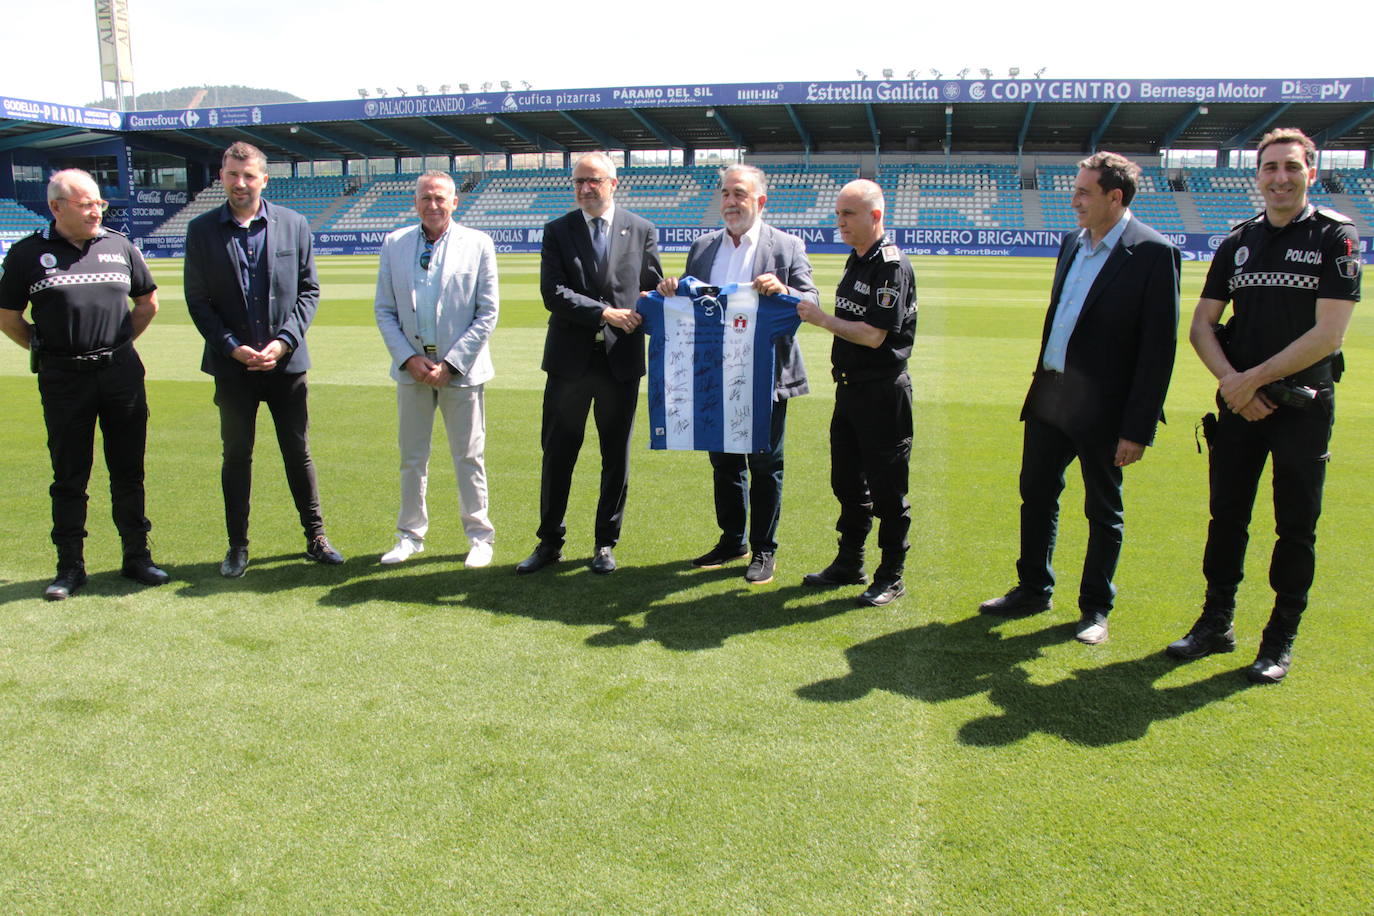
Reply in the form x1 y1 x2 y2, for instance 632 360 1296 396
570 213 601 290
1078 228 1134 318
750 225 775 281
218 212 250 316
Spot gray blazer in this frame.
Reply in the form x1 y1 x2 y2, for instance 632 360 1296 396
683 222 814 399
374 222 498 388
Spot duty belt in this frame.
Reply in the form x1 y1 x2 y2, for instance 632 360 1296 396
39 339 131 371
832 366 906 385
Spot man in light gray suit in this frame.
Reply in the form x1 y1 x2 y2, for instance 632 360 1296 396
656 164 816 585
374 170 498 568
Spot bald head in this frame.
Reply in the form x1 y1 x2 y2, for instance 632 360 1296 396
835 179 886 252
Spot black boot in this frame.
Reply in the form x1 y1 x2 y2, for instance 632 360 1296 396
45 542 87 601
859 554 905 607
1166 604 1237 660
802 540 867 587
121 533 169 587
1248 612 1298 685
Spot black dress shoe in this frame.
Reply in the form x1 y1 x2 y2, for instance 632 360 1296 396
44 567 88 601
121 555 170 586
306 535 345 565
591 546 617 575
1166 624 1236 660
978 586 1052 617
858 577 905 607
802 562 868 587
516 544 562 575
221 546 249 578
691 543 748 568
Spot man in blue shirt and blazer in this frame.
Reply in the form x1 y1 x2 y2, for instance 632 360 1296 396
979 152 1180 644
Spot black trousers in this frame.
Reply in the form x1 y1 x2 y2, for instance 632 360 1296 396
1015 416 1124 615
214 370 324 548
709 397 789 554
37 346 150 555
1202 390 1334 634
829 373 912 576
537 349 638 549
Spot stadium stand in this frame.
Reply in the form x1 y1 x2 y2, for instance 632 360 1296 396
877 164 1022 229
125 161 1374 240
0 198 47 238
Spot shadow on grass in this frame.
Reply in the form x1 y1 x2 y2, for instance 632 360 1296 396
321 555 866 651
797 613 1249 746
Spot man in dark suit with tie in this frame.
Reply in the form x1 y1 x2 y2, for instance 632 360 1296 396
655 164 815 585
184 142 344 578
979 152 1180 644
516 151 662 575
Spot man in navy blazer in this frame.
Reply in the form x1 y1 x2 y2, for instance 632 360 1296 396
184 142 343 577
656 164 815 585
516 151 663 575
980 152 1179 644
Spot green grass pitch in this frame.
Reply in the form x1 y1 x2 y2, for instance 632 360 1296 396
0 252 1370 913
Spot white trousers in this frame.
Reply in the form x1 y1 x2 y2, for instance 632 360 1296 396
395 382 494 544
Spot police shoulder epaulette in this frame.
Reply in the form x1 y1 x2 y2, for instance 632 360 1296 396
100 226 130 239
880 244 901 263
1230 212 1264 232
1315 207 1353 225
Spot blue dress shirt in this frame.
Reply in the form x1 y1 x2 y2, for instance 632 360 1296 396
1042 211 1132 372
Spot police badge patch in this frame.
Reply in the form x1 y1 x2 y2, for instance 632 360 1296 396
1336 256 1361 280
876 284 900 310
1234 246 1249 267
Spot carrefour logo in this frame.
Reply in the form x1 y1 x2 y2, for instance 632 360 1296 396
182 111 200 127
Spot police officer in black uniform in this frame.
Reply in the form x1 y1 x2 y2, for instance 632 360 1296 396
0 168 168 600
1167 128 1360 683
797 179 917 606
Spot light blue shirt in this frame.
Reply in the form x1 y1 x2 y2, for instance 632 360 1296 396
1042 210 1131 372
414 222 451 348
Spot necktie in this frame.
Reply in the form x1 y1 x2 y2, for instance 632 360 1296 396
591 217 608 274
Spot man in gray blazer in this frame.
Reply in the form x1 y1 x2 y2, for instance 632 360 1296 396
374 170 498 568
656 164 815 585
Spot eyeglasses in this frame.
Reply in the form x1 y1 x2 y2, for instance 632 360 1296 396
420 236 435 270
572 177 610 188
58 197 109 213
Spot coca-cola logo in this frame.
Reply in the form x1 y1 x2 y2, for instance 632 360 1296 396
164 191 188 204
135 190 162 203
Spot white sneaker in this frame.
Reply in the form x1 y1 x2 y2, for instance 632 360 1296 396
380 535 423 565
464 539 494 569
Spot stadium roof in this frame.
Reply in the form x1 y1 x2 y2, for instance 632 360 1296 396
4 77 1374 165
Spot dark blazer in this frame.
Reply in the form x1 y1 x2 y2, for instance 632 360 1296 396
184 200 320 376
539 206 662 382
682 222 815 400
1021 218 1180 446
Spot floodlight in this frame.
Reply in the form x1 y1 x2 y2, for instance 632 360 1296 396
1008 67 1020 78
521 81 532 90
1035 67 1047 78
980 68 993 79
377 88 388 97
485 116 494 125
459 83 469 92
396 87 408 96
855 70 867 80
929 68 942 79
358 89 368 98
956 68 969 79
705 108 715 118
481 82 492 92
440 84 450 94
906 69 918 79
882 69 893 79
500 81 511 90
417 84 427 94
